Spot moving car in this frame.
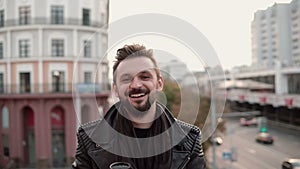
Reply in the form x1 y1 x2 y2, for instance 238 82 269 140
240 117 258 126
282 158 300 169
255 132 274 144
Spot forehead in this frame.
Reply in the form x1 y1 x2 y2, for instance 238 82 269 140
115 57 156 77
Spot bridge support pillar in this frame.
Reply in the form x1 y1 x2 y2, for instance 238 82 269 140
275 62 288 94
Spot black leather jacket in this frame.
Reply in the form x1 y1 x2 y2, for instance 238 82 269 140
72 103 206 169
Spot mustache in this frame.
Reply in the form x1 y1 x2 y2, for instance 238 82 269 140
125 88 149 96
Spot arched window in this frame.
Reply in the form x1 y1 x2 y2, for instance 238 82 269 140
1 106 10 157
50 106 65 167
2 106 9 128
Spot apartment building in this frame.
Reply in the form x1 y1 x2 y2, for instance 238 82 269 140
291 0 300 65
251 3 292 69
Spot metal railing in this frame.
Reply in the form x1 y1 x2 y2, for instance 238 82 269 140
0 83 110 94
0 18 107 28
0 55 103 60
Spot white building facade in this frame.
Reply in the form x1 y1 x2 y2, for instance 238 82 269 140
0 0 109 94
0 0 110 168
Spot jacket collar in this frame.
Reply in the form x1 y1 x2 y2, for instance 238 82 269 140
84 102 188 148
83 102 191 169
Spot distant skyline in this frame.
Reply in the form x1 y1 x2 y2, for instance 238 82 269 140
108 0 292 71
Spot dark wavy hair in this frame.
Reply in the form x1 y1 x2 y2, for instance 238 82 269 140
113 44 160 83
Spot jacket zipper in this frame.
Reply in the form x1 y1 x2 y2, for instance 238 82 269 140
178 156 191 169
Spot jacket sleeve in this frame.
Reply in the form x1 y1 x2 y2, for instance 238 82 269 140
186 130 206 169
72 127 93 169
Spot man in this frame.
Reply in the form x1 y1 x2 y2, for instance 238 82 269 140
72 44 206 169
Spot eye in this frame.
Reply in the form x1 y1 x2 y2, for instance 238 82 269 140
120 75 131 83
121 78 131 83
140 74 151 80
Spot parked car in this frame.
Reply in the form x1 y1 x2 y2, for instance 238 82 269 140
240 117 258 126
255 132 274 144
282 158 300 169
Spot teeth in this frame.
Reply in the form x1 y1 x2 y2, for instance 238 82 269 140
130 93 145 98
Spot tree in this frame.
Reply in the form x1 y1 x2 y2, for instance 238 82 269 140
163 79 227 154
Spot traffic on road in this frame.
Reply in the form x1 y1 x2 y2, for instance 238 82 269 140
206 116 300 169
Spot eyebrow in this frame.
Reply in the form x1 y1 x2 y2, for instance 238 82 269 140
119 74 131 79
119 69 154 79
137 70 152 75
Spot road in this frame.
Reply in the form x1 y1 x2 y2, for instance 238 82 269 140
206 117 300 169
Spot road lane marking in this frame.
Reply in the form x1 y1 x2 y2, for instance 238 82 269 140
245 148 256 154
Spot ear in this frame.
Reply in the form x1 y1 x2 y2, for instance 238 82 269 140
112 83 119 97
157 75 164 91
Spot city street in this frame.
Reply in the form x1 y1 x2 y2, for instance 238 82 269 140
206 117 300 169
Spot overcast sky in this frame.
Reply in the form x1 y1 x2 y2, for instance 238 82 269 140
108 0 291 71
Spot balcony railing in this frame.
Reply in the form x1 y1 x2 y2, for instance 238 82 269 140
0 55 103 60
0 83 110 94
0 18 107 28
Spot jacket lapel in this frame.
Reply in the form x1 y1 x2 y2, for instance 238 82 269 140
88 147 118 169
172 149 189 169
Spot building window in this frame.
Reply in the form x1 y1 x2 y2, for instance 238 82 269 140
20 72 31 93
19 39 30 58
84 72 92 83
52 71 65 92
0 73 3 93
0 10 4 27
82 8 90 26
0 42 3 59
84 40 91 58
1 106 9 128
51 6 64 24
19 6 31 25
51 39 64 57
0 108 9 159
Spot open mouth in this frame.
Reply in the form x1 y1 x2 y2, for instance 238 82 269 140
129 92 146 98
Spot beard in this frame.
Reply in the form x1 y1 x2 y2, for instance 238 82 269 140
126 88 152 109
119 87 157 118
120 98 151 118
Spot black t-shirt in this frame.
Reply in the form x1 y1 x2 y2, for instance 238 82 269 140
134 127 150 138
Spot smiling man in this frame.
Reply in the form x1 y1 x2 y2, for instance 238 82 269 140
72 44 206 169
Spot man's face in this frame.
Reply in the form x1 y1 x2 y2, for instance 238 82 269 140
113 57 163 113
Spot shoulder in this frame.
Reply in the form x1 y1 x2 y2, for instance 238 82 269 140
175 120 204 157
77 120 101 149
78 102 117 137
80 120 101 132
176 119 201 136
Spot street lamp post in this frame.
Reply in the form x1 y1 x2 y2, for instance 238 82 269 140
211 99 217 169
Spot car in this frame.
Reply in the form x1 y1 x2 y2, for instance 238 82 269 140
211 136 223 145
282 158 300 169
255 132 274 144
240 117 258 126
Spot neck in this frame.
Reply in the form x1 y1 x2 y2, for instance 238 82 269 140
128 102 157 129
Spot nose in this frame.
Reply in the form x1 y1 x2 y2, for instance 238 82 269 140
129 77 142 89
